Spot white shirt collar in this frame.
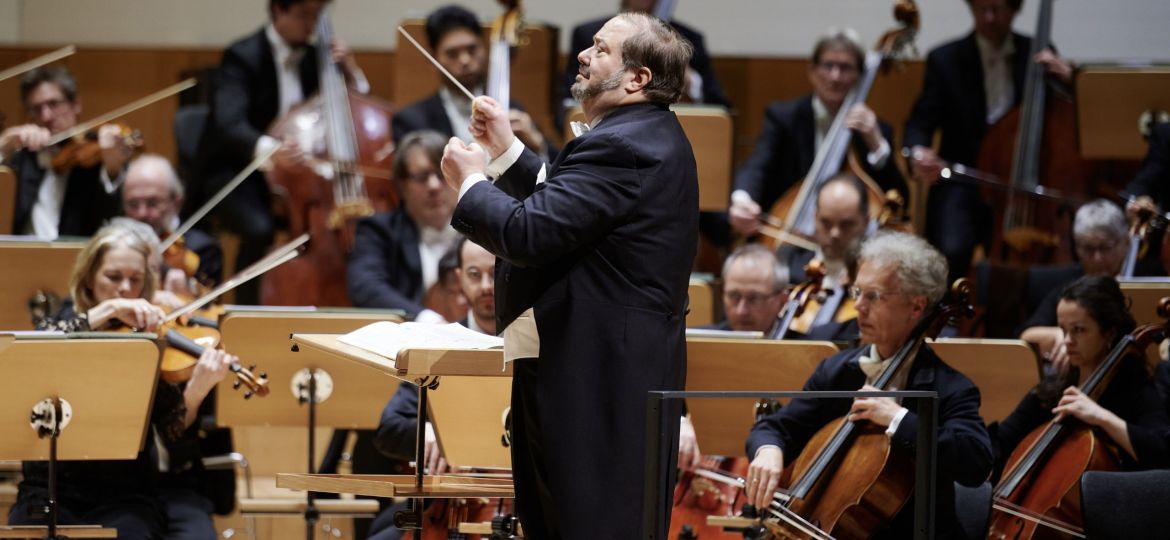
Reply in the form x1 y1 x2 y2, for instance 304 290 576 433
266 23 305 69
975 33 1015 60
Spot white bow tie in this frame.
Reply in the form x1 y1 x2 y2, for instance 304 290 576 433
570 121 590 137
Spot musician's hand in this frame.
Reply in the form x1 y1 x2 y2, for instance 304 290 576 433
844 104 882 153
153 288 188 312
678 416 702 471
908 145 945 186
729 197 762 236
469 96 516 160
90 298 166 332
746 446 784 510
1048 329 1072 373
0 124 51 155
1126 195 1158 226
187 347 237 400
330 39 362 86
1052 386 1116 427
271 139 311 175
1034 49 1074 85
98 124 133 178
509 109 545 154
440 138 488 192
849 385 904 428
423 421 449 474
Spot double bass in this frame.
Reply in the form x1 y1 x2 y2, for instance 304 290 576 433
755 280 973 540
977 0 1088 264
262 7 397 307
986 298 1170 539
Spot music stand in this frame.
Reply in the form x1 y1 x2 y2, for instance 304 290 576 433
1075 64 1170 159
0 333 158 539
928 338 1042 422
216 309 406 540
684 338 838 457
564 105 733 211
0 239 84 331
427 376 513 470
0 167 15 235
277 333 513 536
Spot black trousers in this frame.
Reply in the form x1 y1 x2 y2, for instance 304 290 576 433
159 487 216 540
9 488 166 540
926 182 991 283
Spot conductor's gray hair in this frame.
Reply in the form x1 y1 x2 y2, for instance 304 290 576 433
858 231 949 304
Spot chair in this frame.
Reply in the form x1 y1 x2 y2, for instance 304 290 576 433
1080 469 1170 539
953 481 992 540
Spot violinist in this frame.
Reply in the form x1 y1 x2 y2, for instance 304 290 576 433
393 5 551 157
0 66 130 238
199 0 368 305
994 275 1170 481
13 222 237 540
122 154 223 296
745 231 992 539
904 0 1074 281
729 29 905 238
1019 200 1131 353
707 244 788 334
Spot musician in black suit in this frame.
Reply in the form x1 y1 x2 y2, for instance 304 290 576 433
705 244 787 334
441 13 697 538
745 231 992 540
199 0 366 304
729 30 905 238
1125 122 1170 221
121 154 222 293
904 0 1073 281
392 5 549 156
0 66 130 238
559 0 729 127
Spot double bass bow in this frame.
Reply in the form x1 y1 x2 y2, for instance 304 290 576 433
262 7 397 307
987 297 1170 539
754 279 973 540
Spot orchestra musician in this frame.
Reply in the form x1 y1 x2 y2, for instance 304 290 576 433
121 154 223 296
904 0 1074 281
993 275 1170 482
197 0 368 305
707 244 788 334
745 231 992 540
11 222 237 540
0 66 131 238
1125 122 1170 222
393 5 551 157
728 29 906 238
441 12 697 537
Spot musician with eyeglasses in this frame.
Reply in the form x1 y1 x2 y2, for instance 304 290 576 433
744 231 991 540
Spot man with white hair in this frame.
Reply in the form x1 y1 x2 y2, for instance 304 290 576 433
441 11 698 538
745 231 991 540
122 153 222 294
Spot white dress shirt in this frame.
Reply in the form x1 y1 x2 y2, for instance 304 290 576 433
976 34 1016 125
24 151 122 239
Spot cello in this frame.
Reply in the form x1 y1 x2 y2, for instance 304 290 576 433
977 0 1088 264
758 1 918 252
262 7 397 307
986 297 1170 539
755 279 973 540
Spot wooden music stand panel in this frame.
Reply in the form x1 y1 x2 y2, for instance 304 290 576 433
686 278 716 328
1120 280 1170 327
217 310 406 429
685 339 838 457
928 338 1041 423
290 333 510 379
0 336 158 461
0 167 14 236
427 375 513 469
1076 65 1170 159
394 21 560 141
276 473 513 499
0 239 85 331
564 105 733 211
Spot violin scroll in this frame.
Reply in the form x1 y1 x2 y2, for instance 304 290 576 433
231 363 270 399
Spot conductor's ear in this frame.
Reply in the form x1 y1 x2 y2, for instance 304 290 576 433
626 67 652 94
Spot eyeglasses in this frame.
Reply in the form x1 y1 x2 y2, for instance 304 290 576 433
1075 239 1122 256
814 61 859 75
124 197 171 211
403 169 440 185
724 291 780 307
25 98 71 116
848 286 904 304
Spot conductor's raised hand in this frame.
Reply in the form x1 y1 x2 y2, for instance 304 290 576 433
440 137 488 192
469 96 515 160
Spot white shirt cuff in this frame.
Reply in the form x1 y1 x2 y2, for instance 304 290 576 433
885 407 909 437
754 444 781 459
458 173 489 202
255 135 281 171
415 308 446 324
486 137 524 179
351 68 370 94
867 138 891 170
731 189 755 206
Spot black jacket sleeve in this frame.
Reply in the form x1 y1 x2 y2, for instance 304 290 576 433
346 216 427 314
372 381 421 461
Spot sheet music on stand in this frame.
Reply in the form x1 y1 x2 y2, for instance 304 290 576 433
338 321 503 363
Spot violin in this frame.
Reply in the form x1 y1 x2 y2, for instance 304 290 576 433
770 260 829 340
49 123 143 173
755 279 973 540
987 297 1170 539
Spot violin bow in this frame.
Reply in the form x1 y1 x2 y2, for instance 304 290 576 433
159 144 280 253
165 233 309 322
46 78 196 146
0 45 76 84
